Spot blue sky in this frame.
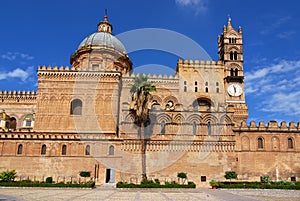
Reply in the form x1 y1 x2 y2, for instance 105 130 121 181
0 0 299 124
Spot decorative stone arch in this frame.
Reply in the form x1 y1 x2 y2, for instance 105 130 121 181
220 115 233 125
173 114 185 124
156 114 172 124
271 136 280 151
202 114 218 124
192 97 214 112
241 136 250 151
151 95 163 106
125 113 135 122
186 114 202 124
163 96 178 111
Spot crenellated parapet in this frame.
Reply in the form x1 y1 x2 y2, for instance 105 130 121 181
37 65 122 81
176 58 223 72
122 73 179 85
238 120 300 132
0 90 36 103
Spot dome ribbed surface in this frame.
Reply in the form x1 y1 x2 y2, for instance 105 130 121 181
78 32 126 53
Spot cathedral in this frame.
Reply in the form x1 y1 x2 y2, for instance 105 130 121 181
0 15 299 187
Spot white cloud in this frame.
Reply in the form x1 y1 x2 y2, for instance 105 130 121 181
175 0 207 14
0 66 33 82
260 16 292 35
1 52 34 61
245 59 300 118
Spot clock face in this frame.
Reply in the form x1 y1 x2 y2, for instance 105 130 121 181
227 84 243 96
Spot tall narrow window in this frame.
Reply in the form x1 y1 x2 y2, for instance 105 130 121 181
109 145 114 155
288 138 294 149
161 121 165 135
85 145 90 155
230 52 234 60
9 117 17 131
216 82 220 93
193 122 197 135
184 81 187 92
195 87 198 92
207 122 211 136
41 144 46 155
234 52 238 60
258 137 264 149
62 144 67 155
17 144 23 155
70 99 82 115
235 69 238 76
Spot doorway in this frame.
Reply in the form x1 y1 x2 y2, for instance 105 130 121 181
105 168 115 183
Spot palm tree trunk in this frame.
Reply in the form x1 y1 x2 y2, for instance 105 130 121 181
141 122 147 180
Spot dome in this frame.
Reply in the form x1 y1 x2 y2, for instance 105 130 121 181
78 32 126 54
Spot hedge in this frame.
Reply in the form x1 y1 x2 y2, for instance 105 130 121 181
218 181 300 190
117 181 196 188
0 181 95 188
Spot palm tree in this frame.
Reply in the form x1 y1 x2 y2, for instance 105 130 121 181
129 74 156 181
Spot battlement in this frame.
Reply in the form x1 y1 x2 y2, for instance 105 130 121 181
239 120 300 131
38 65 75 71
177 58 223 67
0 90 36 96
122 73 179 85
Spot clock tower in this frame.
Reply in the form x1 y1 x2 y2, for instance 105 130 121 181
218 18 248 124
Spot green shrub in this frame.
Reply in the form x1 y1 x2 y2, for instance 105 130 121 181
224 171 238 181
261 175 271 183
45 177 53 183
0 170 16 182
79 171 91 178
177 172 187 179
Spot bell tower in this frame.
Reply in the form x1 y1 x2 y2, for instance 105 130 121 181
218 18 248 124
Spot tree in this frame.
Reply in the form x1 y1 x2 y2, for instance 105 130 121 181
0 170 16 182
177 172 187 184
79 171 91 183
129 74 156 180
224 171 238 182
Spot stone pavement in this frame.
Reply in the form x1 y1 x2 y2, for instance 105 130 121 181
0 187 299 201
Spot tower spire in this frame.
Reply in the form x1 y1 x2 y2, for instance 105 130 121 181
98 9 112 34
227 15 233 30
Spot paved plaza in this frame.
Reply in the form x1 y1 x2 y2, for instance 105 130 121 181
0 187 300 201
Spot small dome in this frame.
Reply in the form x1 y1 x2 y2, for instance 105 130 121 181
77 32 126 53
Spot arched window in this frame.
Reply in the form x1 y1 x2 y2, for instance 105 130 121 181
207 122 211 136
85 145 90 155
193 122 197 135
41 144 46 155
161 121 165 135
62 144 67 155
235 69 238 76
205 82 208 93
109 145 114 155
258 137 264 149
230 69 234 76
230 52 234 60
184 81 187 92
195 87 198 92
288 138 294 149
70 99 82 115
234 52 238 60
17 144 23 155
9 117 17 131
